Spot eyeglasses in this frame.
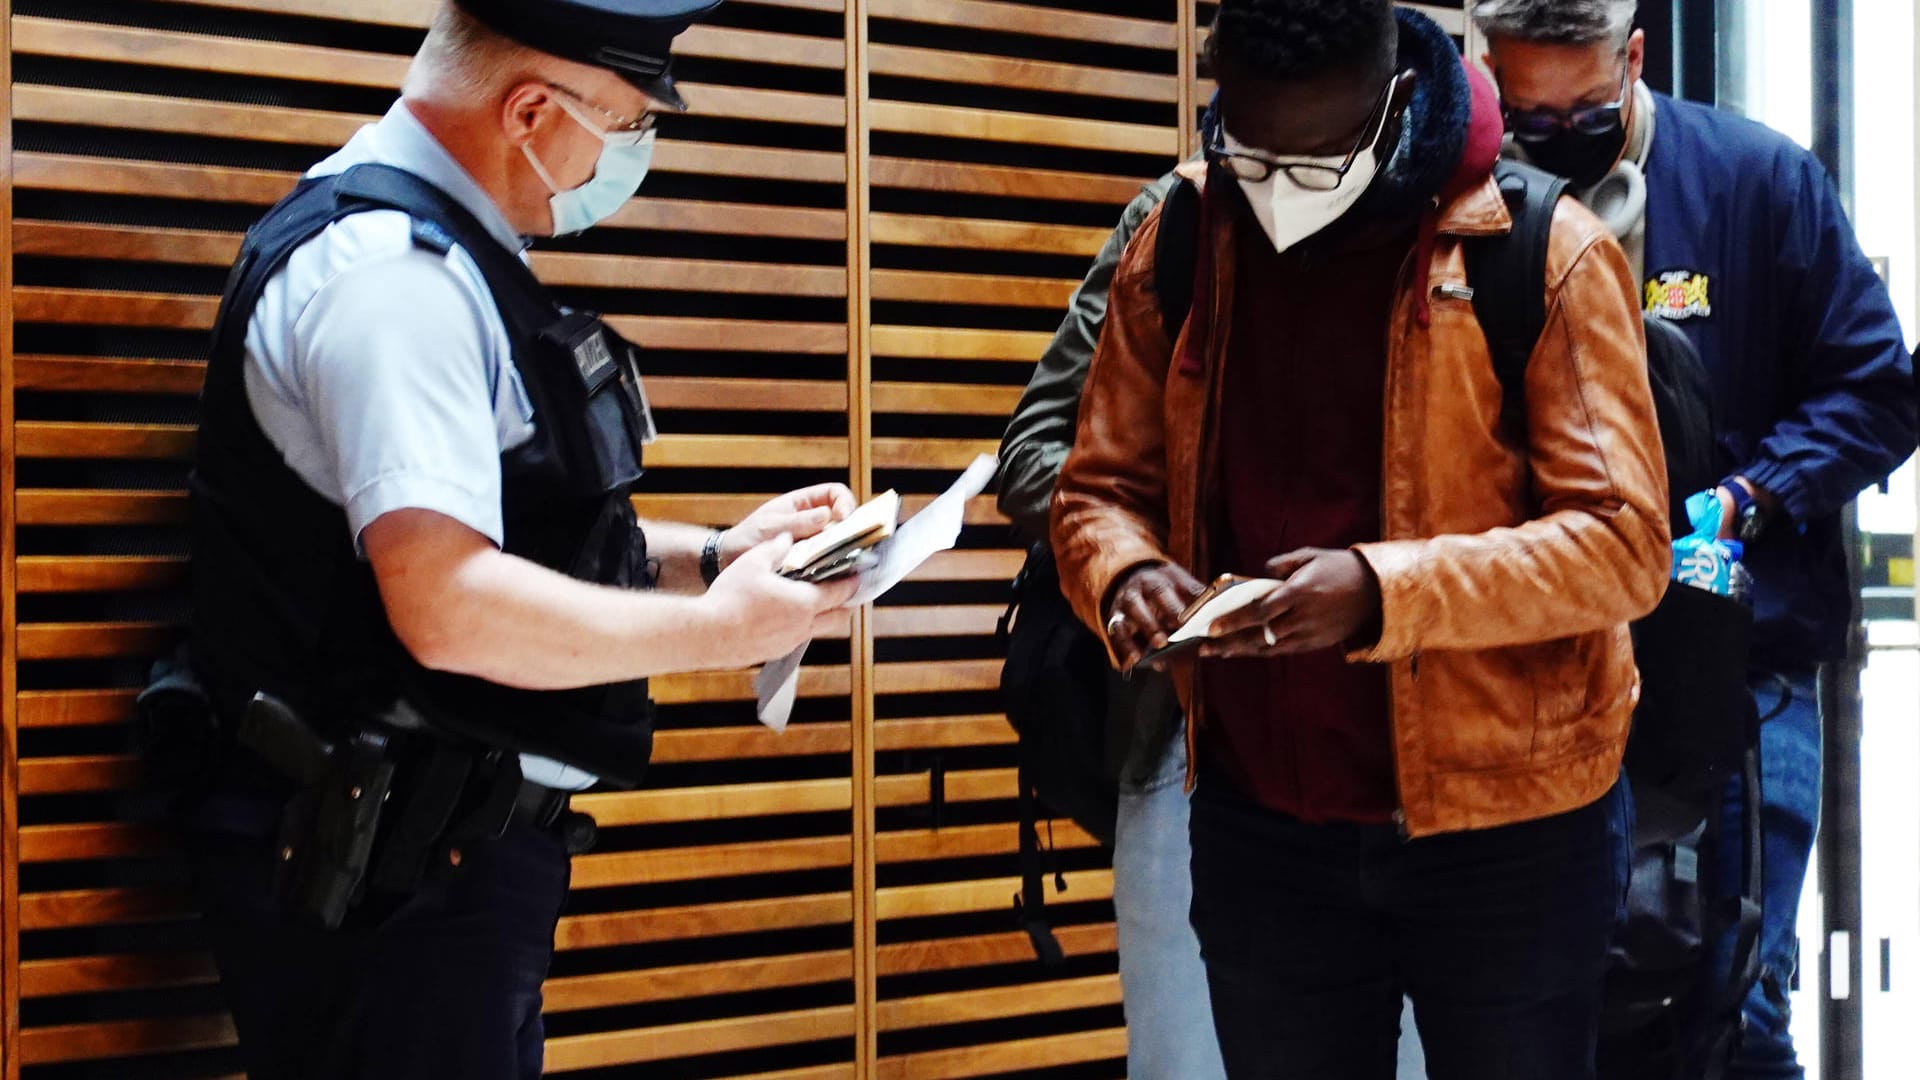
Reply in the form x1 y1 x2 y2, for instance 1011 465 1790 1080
1502 66 1630 144
544 81 657 146
1203 71 1412 191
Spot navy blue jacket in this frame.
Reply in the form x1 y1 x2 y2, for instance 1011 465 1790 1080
1644 94 1917 670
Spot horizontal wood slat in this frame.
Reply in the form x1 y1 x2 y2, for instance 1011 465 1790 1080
20 1014 237 1065
868 44 1177 102
867 102 1177 156
875 1028 1127 1079
876 822 1098 864
544 950 854 1014
544 1006 858 1073
15 623 183 662
869 325 1054 362
867 214 1108 257
869 0 1176 49
13 490 188 526
869 269 1075 309
18 886 192 931
876 924 1117 977
555 892 853 952
15 556 189 594
17 690 142 730
869 157 1145 204
18 822 171 863
570 836 854 890
12 355 207 395
876 974 1120 1031
877 870 1113 922
161 0 849 23
576 779 853 826
18 952 219 1000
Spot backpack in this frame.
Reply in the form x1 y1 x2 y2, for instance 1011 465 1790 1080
997 545 1122 964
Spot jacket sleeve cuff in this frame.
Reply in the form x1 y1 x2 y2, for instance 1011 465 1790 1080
1346 540 1428 664
1061 532 1167 665
1736 459 1810 526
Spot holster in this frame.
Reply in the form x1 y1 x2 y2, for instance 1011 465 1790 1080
242 693 396 930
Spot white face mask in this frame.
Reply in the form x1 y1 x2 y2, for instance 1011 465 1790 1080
1223 125 1384 254
521 94 656 237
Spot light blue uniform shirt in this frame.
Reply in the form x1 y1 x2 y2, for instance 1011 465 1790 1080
244 99 595 790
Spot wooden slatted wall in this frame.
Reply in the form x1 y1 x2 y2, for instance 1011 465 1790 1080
0 2 1464 1078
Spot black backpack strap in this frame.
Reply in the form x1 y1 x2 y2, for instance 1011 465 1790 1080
1015 755 1066 966
1003 545 1064 966
1694 743 1766 1079
1154 176 1203 342
1465 160 1571 436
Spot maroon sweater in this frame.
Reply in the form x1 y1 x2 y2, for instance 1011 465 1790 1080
1198 200 1414 825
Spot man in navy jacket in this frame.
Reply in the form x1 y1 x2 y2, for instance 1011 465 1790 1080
1475 2 1919 1077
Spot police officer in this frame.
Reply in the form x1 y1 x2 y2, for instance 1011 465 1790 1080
177 2 857 1077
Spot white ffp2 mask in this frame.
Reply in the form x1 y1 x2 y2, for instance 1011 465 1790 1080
1223 126 1383 254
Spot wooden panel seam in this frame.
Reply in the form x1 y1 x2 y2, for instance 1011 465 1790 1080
846 1 878 1076
3 2 20 1073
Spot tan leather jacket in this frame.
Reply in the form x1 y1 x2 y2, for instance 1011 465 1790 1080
1050 165 1671 838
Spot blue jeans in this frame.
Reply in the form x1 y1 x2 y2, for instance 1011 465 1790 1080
1189 771 1630 1080
1715 670 1822 1080
1114 730 1228 1080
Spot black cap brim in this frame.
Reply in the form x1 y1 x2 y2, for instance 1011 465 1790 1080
456 0 719 113
627 69 688 112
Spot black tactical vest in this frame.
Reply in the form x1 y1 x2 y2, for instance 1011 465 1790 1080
189 164 656 786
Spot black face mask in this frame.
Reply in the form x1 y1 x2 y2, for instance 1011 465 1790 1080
1526 117 1629 190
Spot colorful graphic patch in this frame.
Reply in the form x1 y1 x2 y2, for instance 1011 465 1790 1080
1646 270 1712 321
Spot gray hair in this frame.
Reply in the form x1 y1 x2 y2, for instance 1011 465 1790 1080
1471 0 1637 47
403 3 542 101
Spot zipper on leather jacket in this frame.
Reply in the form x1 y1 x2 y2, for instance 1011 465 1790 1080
1384 246 1420 843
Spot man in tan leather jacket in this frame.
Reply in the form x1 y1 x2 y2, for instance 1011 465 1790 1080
1050 1 1670 1076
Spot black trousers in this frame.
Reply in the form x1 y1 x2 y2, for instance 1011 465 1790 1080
190 816 571 1080
1189 770 1631 1080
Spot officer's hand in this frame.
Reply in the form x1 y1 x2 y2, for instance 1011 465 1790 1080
704 533 859 667
723 484 859 567
1203 548 1380 659
1104 562 1207 671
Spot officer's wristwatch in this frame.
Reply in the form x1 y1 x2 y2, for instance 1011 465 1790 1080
1721 479 1770 544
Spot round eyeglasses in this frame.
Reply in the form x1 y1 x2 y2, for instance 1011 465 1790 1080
1502 67 1630 144
1202 71 1413 191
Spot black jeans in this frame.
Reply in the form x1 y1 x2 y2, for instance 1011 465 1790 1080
1189 771 1630 1080
190 816 572 1080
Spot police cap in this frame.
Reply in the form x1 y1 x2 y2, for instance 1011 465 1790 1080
455 0 723 112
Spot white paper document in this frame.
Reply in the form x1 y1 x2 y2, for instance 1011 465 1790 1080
1136 575 1284 666
754 454 999 730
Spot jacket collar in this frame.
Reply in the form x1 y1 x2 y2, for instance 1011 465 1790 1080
1437 173 1512 238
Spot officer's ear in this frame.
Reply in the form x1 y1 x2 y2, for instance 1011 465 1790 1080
500 80 557 148
1625 28 1646 87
